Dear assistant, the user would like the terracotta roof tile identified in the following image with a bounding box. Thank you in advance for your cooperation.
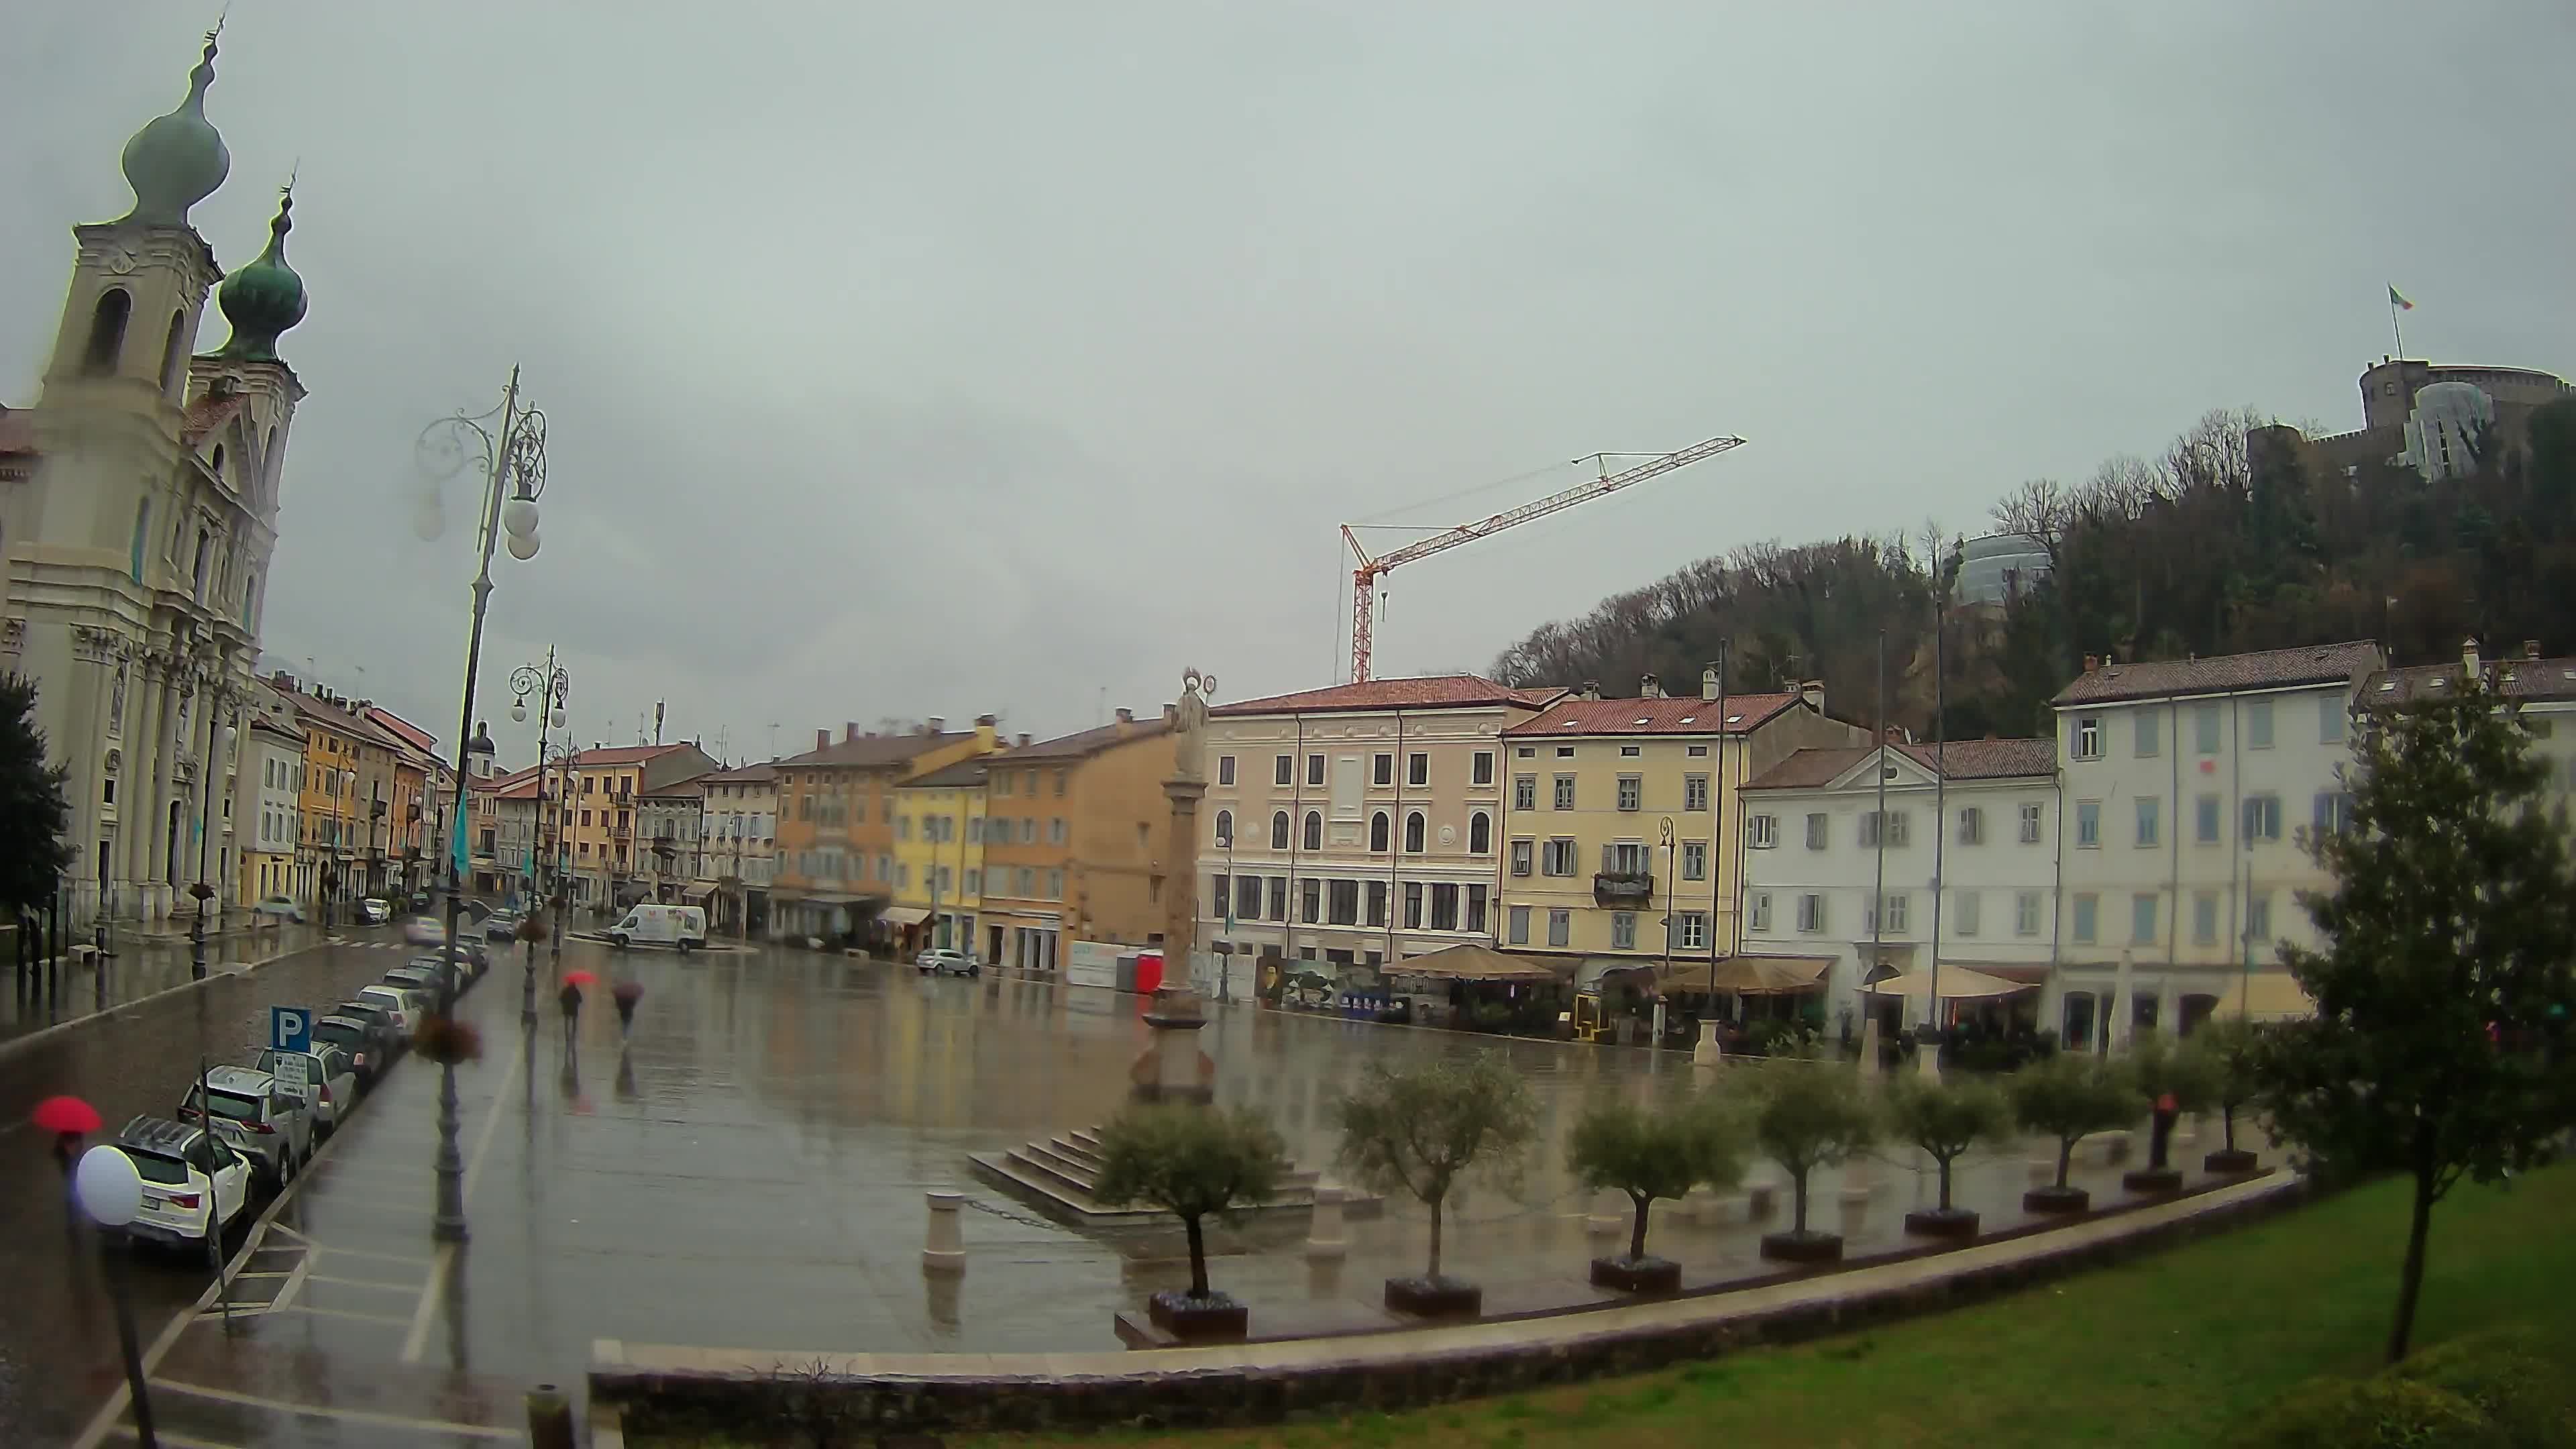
[1503,693,1800,738]
[699,761,777,784]
[2365,653,2576,706]
[181,394,246,445]
[557,743,697,767]
[901,759,991,789]
[1212,674,1563,717]
[775,731,975,769]
[1743,737,2055,792]
[2053,642,2382,706]
[1004,718,1172,762]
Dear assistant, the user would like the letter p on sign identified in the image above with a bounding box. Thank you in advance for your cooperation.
[271,1006,311,1055]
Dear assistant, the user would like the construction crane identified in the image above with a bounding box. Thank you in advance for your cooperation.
[1340,434,1747,682]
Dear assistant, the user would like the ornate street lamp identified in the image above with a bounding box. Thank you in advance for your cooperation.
[415,368,547,1244]
[510,650,568,1027]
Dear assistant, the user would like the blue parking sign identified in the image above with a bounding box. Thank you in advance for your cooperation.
[270,1006,311,1054]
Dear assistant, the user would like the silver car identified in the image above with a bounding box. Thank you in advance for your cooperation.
[180,1065,314,1186]
[256,1044,357,1136]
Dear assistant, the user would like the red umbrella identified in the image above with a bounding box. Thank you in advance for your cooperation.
[32,1095,101,1136]
[611,980,645,1005]
[563,969,598,987]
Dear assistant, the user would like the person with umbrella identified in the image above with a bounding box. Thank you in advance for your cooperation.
[560,970,595,1049]
[33,1095,102,1248]
[611,979,644,1040]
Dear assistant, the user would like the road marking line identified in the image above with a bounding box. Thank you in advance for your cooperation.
[266,1302,416,1327]
[148,1380,528,1440]
[106,1427,248,1449]
[229,1270,294,1279]
[307,1273,419,1293]
[305,1242,431,1265]
[400,1038,524,1364]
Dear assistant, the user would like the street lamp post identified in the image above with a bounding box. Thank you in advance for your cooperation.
[511,652,568,1028]
[550,744,579,967]
[417,368,548,1244]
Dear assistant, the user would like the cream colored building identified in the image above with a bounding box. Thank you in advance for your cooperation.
[1194,675,1564,978]
[1497,672,1864,979]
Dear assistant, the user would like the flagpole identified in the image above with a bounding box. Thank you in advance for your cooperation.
[2391,295,2404,359]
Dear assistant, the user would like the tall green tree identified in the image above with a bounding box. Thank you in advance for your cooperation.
[2254,674,2576,1362]
[0,675,74,912]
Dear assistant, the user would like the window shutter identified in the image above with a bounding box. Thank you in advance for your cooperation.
[1600,843,1615,874]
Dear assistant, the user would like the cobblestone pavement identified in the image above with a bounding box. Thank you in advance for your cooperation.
[1,922,326,1044]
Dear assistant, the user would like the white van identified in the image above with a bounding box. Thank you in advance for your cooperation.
[608,904,708,952]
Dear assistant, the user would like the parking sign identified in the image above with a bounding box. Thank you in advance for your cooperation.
[270,1006,311,1055]
[272,1052,310,1093]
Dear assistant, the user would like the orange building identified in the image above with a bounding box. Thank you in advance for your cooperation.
[977,707,1175,973]
[769,716,998,946]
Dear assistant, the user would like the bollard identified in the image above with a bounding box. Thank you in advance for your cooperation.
[1692,1019,1724,1068]
[1857,1016,1882,1081]
[922,1190,967,1273]
[1303,1183,1348,1261]
[526,1383,576,1449]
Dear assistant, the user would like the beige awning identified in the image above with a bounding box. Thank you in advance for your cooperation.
[1389,945,1574,984]
[1866,965,2035,1000]
[1705,955,1833,995]
[877,906,931,926]
[2218,971,2316,1020]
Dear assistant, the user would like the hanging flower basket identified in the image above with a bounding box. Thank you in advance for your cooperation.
[414,1016,484,1065]
[516,914,549,944]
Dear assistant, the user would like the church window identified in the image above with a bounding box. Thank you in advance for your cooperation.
[159,311,188,394]
[83,289,131,376]
[129,500,151,582]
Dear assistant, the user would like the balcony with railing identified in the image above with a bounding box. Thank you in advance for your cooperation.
[1593,871,1654,907]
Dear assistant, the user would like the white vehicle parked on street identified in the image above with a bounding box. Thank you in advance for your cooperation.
[608,904,706,953]
[256,1044,357,1134]
[254,894,305,923]
[112,1116,252,1248]
[179,1066,313,1187]
[916,948,979,977]
[354,983,424,1038]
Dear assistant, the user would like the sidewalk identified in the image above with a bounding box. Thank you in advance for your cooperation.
[1,924,327,1046]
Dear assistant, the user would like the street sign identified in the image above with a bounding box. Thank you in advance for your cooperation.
[272,1052,310,1093]
[270,1006,311,1055]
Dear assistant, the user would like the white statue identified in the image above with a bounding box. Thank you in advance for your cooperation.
[1174,667,1216,782]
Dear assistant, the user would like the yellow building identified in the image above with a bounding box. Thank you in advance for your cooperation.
[274,682,370,910]
[891,757,992,953]
[1495,673,1862,975]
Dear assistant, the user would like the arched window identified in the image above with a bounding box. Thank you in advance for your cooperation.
[1301,810,1322,851]
[209,444,225,483]
[1469,811,1492,855]
[159,310,189,395]
[1369,811,1389,853]
[1270,810,1289,850]
[129,498,151,582]
[83,289,131,376]
[1404,811,1426,853]
[1213,810,1232,847]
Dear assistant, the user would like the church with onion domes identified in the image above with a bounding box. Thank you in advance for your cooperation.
[0,25,316,924]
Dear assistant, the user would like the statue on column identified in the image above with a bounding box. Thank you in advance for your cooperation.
[1173,667,1216,782]
[109,663,127,735]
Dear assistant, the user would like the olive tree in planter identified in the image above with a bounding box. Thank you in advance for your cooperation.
[2010,1052,2135,1214]
[2121,1029,2221,1193]
[1567,1090,1748,1292]
[1331,1052,1538,1317]
[2190,1016,2267,1175]
[1884,1072,2012,1239]
[1752,1053,1878,1264]
[1090,1104,1284,1342]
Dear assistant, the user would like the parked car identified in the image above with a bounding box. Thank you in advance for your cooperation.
[111,1116,252,1249]
[916,948,979,977]
[179,1065,313,1187]
[354,983,425,1036]
[608,904,707,952]
[310,1014,386,1088]
[484,910,522,942]
[407,949,481,987]
[331,999,407,1063]
[255,1044,357,1136]
[383,965,444,1001]
[358,897,393,925]
[253,894,306,924]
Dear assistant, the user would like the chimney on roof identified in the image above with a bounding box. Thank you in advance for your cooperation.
[2083,653,2101,674]
[1701,667,1720,702]
[1580,680,1601,701]
[271,669,294,690]
[975,712,998,726]
[2526,639,2544,661]
[845,721,859,743]
[1640,673,1662,698]
[1799,680,1826,714]
[1115,707,1134,727]
[2463,637,2481,677]
[1014,731,1032,748]
[926,716,945,735]
[816,728,830,751]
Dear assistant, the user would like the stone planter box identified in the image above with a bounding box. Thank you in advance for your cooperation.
[1588,1255,1682,1294]
[2204,1148,2259,1175]
[1384,1275,1483,1318]
[1758,1230,1843,1264]
[1146,1291,1248,1342]
[2023,1185,2090,1215]
[2121,1167,2184,1194]
[1902,1207,1980,1240]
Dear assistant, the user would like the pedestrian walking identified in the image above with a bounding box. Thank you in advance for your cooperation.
[558,979,583,1048]
[611,979,643,1040]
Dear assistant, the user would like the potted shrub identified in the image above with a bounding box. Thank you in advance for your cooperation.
[1089,1104,1284,1341]
[2191,1016,2267,1174]
[2121,1029,2220,1193]
[2010,1052,2135,1214]
[1567,1090,1748,1293]
[1752,1050,1878,1263]
[1884,1071,2012,1238]
[1331,1052,1538,1316]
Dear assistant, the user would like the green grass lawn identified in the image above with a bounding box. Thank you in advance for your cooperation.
[941,1162,2576,1449]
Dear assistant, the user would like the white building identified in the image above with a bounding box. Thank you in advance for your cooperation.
[2049,641,2383,1048]
[2365,639,2576,798]
[1739,738,2060,1036]
[1196,676,1564,981]
[237,712,302,903]
[0,34,311,923]
[694,761,777,934]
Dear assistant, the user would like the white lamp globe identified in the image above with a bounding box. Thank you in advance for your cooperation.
[74,1145,144,1227]
[550,707,566,729]
[511,702,527,723]
[506,531,540,561]
[500,497,540,539]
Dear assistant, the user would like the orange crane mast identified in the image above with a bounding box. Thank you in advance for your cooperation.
[1340,435,1746,682]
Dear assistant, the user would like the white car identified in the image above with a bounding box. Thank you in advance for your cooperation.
[180,1066,314,1187]
[916,948,979,977]
[254,894,306,924]
[256,1044,358,1135]
[354,983,424,1039]
[113,1116,252,1248]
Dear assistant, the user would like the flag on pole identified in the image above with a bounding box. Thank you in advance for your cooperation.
[2389,286,2414,311]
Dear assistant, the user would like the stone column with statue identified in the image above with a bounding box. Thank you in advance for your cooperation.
[1130,668,1218,1105]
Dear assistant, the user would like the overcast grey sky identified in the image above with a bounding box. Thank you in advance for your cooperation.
[6,2,2569,766]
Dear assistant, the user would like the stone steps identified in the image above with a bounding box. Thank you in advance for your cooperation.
[971,1126,1373,1227]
